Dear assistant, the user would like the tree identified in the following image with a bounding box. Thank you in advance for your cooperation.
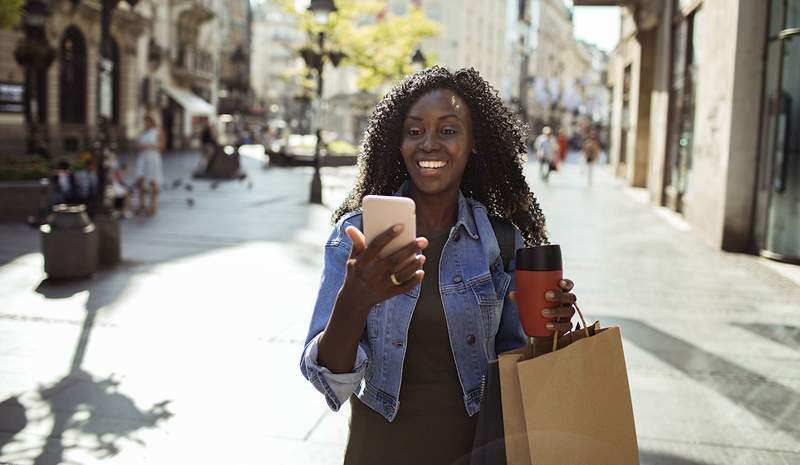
[0,0,24,29]
[279,0,439,92]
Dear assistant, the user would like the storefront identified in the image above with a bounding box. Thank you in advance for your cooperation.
[755,0,800,264]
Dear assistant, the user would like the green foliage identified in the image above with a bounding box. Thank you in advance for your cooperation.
[327,139,358,156]
[0,0,24,29]
[0,155,50,182]
[279,0,439,92]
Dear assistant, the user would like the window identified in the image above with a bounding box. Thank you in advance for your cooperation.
[59,27,87,124]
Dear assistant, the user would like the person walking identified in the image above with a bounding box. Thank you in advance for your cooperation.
[300,67,579,465]
[534,126,557,183]
[199,121,217,173]
[556,129,569,170]
[583,130,601,187]
[135,113,165,216]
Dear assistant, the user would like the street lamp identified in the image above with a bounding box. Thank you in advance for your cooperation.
[306,0,337,205]
[13,0,55,155]
[71,0,139,266]
[411,48,426,67]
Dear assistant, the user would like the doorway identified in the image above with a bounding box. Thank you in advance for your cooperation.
[756,0,800,264]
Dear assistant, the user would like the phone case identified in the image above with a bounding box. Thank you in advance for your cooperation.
[363,195,416,258]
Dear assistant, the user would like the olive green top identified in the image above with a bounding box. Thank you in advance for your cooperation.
[344,231,477,465]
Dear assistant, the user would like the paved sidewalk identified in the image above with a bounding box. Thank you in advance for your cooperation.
[0,150,798,465]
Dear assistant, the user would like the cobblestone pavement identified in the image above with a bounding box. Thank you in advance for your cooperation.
[0,149,798,465]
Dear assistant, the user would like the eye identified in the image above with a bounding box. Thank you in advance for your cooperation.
[407,128,423,136]
[441,128,457,135]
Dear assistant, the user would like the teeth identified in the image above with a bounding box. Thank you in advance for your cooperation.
[418,160,447,169]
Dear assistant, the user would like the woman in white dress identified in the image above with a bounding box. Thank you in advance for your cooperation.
[135,113,165,216]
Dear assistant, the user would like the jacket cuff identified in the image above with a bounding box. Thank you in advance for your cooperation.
[302,332,368,411]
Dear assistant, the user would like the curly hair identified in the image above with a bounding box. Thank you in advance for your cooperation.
[333,66,548,246]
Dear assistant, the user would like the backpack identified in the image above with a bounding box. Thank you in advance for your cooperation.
[489,216,515,272]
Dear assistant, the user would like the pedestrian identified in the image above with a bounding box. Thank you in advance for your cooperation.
[583,130,601,187]
[533,126,557,183]
[111,161,132,218]
[199,121,217,173]
[557,128,569,169]
[135,113,165,216]
[300,67,578,465]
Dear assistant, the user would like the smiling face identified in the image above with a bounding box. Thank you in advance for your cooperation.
[401,88,474,197]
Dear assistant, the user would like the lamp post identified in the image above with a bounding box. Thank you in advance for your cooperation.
[411,48,426,68]
[306,0,337,205]
[72,0,139,266]
[14,0,55,155]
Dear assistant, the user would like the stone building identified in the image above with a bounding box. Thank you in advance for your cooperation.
[0,0,230,158]
[592,0,799,263]
[250,1,307,133]
[134,0,221,151]
[218,0,253,117]
[0,0,147,157]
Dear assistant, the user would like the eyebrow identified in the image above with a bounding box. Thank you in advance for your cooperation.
[406,114,461,121]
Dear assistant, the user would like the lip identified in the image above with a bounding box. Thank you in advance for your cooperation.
[415,158,449,176]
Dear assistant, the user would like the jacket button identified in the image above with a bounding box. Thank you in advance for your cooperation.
[453,275,463,284]
[466,334,476,345]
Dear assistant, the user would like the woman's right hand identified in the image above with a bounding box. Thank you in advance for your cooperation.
[339,224,428,313]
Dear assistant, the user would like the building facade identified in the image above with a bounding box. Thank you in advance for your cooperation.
[0,0,232,158]
[596,0,799,263]
[250,1,307,134]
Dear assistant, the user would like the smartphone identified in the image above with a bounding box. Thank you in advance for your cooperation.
[362,195,416,258]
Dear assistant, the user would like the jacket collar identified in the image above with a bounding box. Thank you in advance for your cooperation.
[393,181,480,240]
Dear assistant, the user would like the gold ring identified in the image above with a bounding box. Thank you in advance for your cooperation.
[390,273,401,286]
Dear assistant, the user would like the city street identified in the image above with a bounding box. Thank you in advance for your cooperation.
[1,150,799,465]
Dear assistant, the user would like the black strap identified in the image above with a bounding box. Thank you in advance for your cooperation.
[489,216,515,271]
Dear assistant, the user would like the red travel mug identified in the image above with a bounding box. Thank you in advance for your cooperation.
[515,245,563,337]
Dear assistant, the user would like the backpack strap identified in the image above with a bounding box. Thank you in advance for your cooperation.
[489,216,515,271]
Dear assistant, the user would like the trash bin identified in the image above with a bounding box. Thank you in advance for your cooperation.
[40,204,98,279]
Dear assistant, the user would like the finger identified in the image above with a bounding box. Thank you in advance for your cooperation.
[508,291,517,304]
[361,224,404,262]
[382,237,428,271]
[544,289,562,302]
[544,289,576,305]
[542,305,575,319]
[392,256,425,283]
[345,226,367,258]
[396,270,424,294]
[559,279,574,292]
[546,321,574,333]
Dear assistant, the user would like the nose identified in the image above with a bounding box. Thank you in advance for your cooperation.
[420,132,439,152]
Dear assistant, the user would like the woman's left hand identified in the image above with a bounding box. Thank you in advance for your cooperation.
[543,279,576,335]
[509,278,577,336]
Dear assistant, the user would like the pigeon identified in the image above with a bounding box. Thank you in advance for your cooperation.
[185,183,193,192]
[211,181,220,190]
[172,178,183,189]
[186,197,195,207]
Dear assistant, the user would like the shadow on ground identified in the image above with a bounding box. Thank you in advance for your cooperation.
[0,275,172,464]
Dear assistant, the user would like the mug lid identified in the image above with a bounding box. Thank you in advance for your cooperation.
[516,245,562,271]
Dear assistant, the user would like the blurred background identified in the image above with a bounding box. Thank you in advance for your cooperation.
[0,1,798,464]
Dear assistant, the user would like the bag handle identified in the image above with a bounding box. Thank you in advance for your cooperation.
[552,303,589,353]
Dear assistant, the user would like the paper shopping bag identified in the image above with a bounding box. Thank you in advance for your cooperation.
[499,320,639,465]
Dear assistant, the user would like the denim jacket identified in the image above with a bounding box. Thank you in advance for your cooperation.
[300,188,527,422]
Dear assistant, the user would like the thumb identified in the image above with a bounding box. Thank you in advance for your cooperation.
[345,226,367,258]
[508,290,517,305]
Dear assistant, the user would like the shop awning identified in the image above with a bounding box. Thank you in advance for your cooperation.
[163,84,215,117]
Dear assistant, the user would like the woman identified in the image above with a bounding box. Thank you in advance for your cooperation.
[300,67,577,465]
[135,113,165,216]
[583,130,601,187]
